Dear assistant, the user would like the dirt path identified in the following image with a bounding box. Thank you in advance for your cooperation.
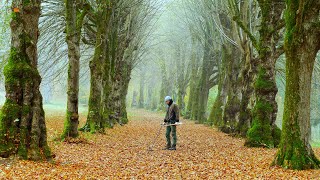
[1,109,320,179]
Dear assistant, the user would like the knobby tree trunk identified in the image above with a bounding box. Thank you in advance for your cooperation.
[0,0,52,160]
[245,0,284,148]
[208,13,241,132]
[236,45,254,137]
[62,0,89,139]
[80,3,110,133]
[273,0,320,170]
[220,45,241,133]
[234,0,255,137]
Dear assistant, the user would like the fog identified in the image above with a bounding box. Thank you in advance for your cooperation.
[1,0,320,144]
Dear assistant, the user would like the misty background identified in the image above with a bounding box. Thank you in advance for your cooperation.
[1,0,320,142]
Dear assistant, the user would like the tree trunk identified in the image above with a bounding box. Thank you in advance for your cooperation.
[195,27,216,123]
[273,0,320,170]
[119,66,131,124]
[80,5,110,133]
[62,0,89,139]
[138,70,145,108]
[185,41,198,119]
[220,45,241,133]
[208,45,229,127]
[131,91,138,107]
[245,0,284,148]
[236,50,255,137]
[158,61,168,111]
[0,0,52,160]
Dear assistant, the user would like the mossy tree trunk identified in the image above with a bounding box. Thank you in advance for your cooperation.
[175,45,190,115]
[195,24,218,123]
[220,0,255,137]
[236,49,254,137]
[0,0,52,160]
[244,0,284,148]
[208,13,241,132]
[80,1,111,133]
[62,0,89,139]
[185,37,199,119]
[208,45,228,127]
[117,62,132,125]
[273,0,320,170]
[235,1,255,137]
[220,45,241,133]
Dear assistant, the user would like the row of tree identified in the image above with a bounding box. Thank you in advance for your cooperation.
[0,0,156,160]
[132,0,320,170]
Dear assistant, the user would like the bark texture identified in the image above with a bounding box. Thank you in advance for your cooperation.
[273,0,320,170]
[0,0,52,160]
[62,0,89,138]
[80,2,110,133]
[245,0,284,148]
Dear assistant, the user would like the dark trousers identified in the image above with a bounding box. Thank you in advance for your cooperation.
[166,125,177,147]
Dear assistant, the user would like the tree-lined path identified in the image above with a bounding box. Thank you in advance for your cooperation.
[0,109,319,179]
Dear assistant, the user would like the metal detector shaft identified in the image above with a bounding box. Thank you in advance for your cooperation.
[161,122,183,127]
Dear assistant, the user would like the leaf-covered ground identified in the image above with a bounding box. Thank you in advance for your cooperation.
[1,109,320,179]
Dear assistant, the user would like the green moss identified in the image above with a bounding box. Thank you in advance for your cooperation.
[245,99,274,148]
[23,0,31,6]
[272,126,281,147]
[89,120,96,134]
[11,12,18,21]
[22,105,31,116]
[61,111,72,139]
[17,133,28,159]
[274,133,320,169]
[2,99,20,120]
[42,144,52,160]
[208,96,223,127]
[0,142,15,158]
[254,67,275,91]
[284,0,298,46]
[221,95,240,133]
[120,117,128,124]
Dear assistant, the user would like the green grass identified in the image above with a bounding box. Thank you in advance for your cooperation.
[311,141,320,148]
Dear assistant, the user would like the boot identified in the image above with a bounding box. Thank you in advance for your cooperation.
[169,145,176,150]
[163,145,171,150]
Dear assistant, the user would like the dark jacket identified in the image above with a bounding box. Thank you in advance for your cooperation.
[165,101,180,124]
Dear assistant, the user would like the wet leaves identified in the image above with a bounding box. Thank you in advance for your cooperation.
[0,109,320,179]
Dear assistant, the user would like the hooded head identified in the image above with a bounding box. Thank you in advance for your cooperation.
[165,96,173,105]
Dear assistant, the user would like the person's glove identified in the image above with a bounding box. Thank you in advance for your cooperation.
[176,119,179,122]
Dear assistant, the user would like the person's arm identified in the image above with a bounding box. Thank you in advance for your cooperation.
[164,108,169,122]
[174,104,180,122]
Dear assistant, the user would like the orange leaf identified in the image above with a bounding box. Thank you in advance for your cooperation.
[13,7,20,13]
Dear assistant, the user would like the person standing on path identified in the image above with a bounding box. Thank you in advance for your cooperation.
[163,96,180,150]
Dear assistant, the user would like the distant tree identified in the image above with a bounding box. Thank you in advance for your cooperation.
[138,70,146,108]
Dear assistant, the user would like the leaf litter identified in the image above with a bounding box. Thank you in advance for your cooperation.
[0,109,319,179]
